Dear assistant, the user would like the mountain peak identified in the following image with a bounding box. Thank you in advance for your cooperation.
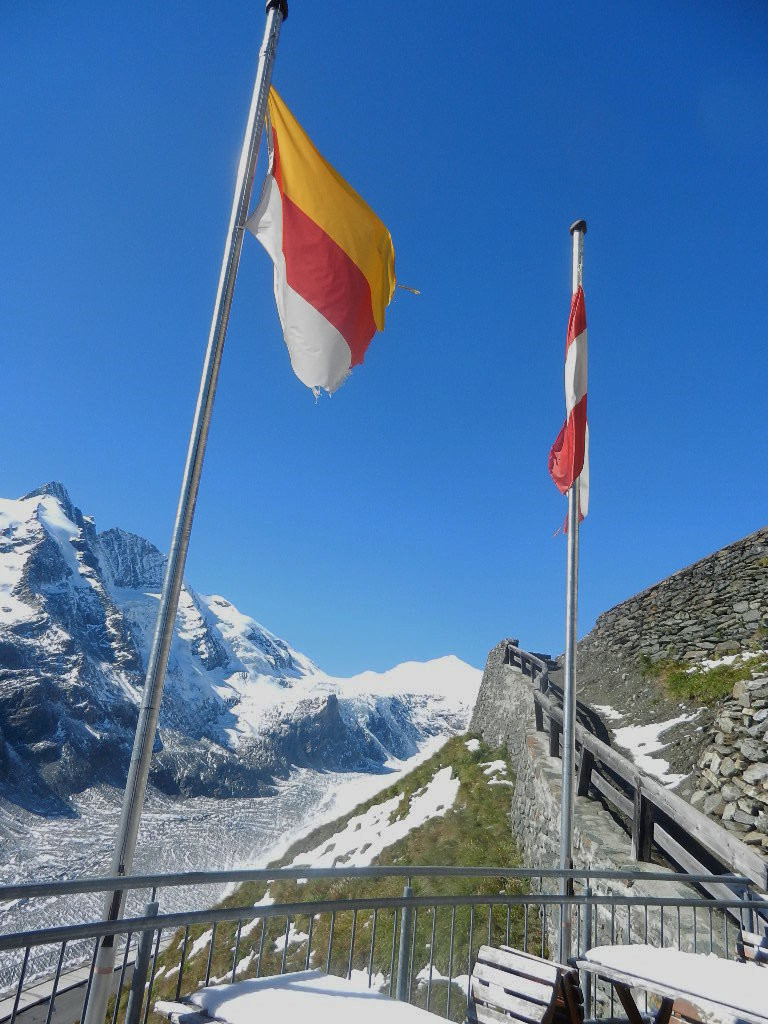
[22,481,79,524]
[23,480,72,507]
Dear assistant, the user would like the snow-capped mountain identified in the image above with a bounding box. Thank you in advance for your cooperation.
[0,483,480,814]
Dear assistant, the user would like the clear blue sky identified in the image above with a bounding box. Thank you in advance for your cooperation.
[2,3,766,675]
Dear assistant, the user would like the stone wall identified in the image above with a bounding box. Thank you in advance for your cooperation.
[471,642,729,968]
[689,672,768,851]
[577,526,768,666]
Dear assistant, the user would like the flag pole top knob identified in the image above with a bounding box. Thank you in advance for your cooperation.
[570,219,587,236]
[266,0,288,18]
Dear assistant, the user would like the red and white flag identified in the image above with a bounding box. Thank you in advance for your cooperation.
[548,285,589,522]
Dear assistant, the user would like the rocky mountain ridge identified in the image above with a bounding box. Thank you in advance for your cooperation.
[0,483,479,814]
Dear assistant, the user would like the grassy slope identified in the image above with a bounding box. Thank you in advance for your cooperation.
[124,734,539,1023]
[640,652,768,704]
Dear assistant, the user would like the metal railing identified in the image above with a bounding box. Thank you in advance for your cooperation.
[504,642,768,899]
[1,866,766,1024]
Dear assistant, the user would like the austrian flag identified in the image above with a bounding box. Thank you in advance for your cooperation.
[247,88,396,394]
[548,285,589,520]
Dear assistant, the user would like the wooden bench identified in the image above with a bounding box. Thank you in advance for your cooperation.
[737,928,768,966]
[467,945,584,1024]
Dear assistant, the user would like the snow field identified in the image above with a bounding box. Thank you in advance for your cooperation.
[273,922,309,954]
[288,766,460,869]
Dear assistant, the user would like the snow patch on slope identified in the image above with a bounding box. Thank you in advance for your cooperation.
[289,765,460,869]
[613,714,697,787]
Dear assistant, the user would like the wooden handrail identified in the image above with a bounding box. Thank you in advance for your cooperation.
[505,639,768,892]
[532,687,768,890]
[504,642,550,692]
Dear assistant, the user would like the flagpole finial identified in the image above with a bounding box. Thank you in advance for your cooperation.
[266,0,288,18]
[569,219,587,236]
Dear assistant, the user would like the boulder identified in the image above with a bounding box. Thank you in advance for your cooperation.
[720,782,741,802]
[743,762,768,785]
[739,739,766,762]
[744,832,765,845]
[703,793,726,817]
[719,757,737,778]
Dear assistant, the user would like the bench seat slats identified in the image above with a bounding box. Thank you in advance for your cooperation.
[670,997,703,1023]
[473,961,554,1004]
[470,1001,544,1024]
[499,945,576,975]
[469,945,584,1024]
[478,945,562,985]
[738,929,768,967]
[471,978,549,1022]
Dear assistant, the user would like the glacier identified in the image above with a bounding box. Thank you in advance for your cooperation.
[0,482,480,814]
[0,481,480,990]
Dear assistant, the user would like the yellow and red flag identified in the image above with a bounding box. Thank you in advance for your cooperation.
[247,88,396,394]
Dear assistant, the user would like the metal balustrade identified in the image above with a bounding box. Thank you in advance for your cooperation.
[2,644,766,1021]
[1,866,766,1024]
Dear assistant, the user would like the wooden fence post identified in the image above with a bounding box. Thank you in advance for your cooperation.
[534,697,544,732]
[549,717,561,758]
[576,748,594,797]
[632,787,654,861]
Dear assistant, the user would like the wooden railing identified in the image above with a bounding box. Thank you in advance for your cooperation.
[504,643,768,900]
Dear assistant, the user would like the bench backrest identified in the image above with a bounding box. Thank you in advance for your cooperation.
[738,929,768,967]
[467,945,584,1024]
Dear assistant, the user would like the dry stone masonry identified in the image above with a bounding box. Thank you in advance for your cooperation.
[577,526,768,665]
[691,672,768,851]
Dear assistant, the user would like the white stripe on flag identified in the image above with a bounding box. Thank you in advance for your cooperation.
[564,327,587,414]
[247,174,352,394]
[580,423,589,517]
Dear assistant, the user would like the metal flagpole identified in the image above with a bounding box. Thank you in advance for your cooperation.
[558,218,586,964]
[83,5,287,1022]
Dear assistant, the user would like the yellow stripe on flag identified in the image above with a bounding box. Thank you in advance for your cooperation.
[267,88,396,331]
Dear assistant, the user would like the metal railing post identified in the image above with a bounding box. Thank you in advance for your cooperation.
[580,887,592,1019]
[395,885,413,1001]
[124,902,158,1024]
[741,885,756,934]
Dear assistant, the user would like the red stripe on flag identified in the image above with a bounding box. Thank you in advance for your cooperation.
[548,393,587,495]
[280,195,377,365]
[271,128,377,366]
